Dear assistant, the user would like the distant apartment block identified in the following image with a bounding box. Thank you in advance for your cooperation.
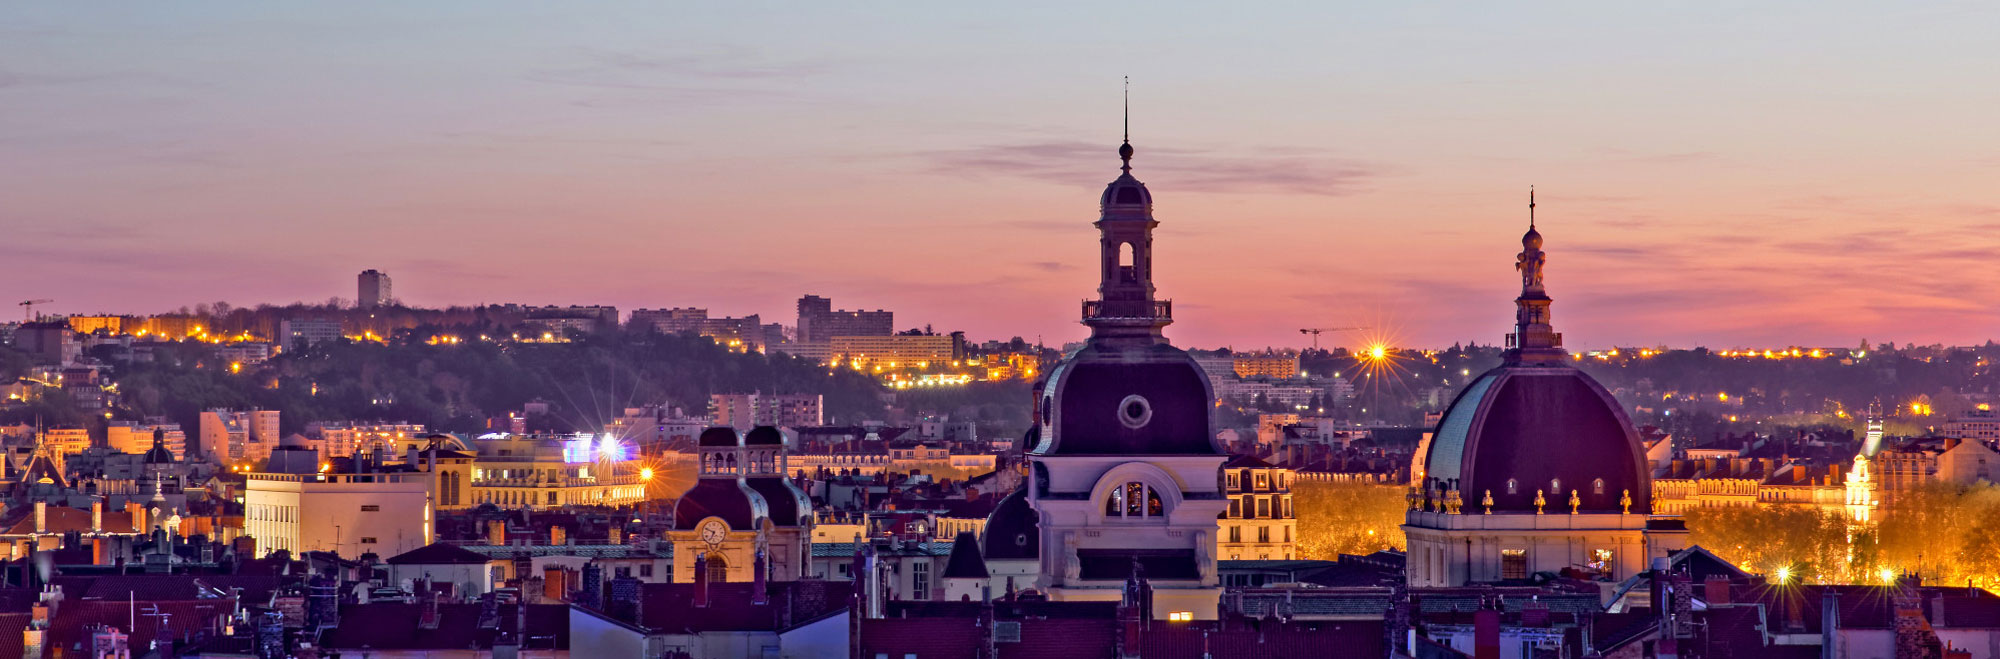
[1945,410,2000,441]
[310,422,428,458]
[519,305,620,335]
[1233,351,1301,379]
[711,393,823,430]
[830,335,958,368]
[106,422,188,460]
[278,318,344,350]
[630,308,769,351]
[201,408,281,464]
[357,269,393,309]
[796,295,893,344]
[40,427,92,457]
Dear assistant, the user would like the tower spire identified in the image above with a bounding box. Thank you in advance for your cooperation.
[1119,77,1133,172]
[1509,191,1562,363]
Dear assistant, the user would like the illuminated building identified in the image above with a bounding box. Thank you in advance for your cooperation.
[1406,198,1684,588]
[461,433,646,509]
[629,308,770,351]
[277,318,342,350]
[356,269,392,309]
[668,427,812,583]
[1217,455,1297,560]
[829,334,957,369]
[1944,409,2000,441]
[105,422,187,461]
[245,469,432,558]
[64,315,125,335]
[996,132,1229,620]
[309,422,428,459]
[1233,350,1300,379]
[710,393,822,431]
[795,295,893,345]
[200,408,280,464]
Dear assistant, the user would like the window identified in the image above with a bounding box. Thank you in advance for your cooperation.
[707,554,729,583]
[1501,549,1528,580]
[547,492,558,505]
[360,537,379,544]
[1104,481,1165,519]
[639,564,653,578]
[1550,479,1562,495]
[360,505,380,512]
[1506,479,1518,495]
[1594,478,1605,495]
[1257,526,1270,543]
[615,567,632,579]
[1588,549,1614,576]
[1228,498,1242,518]
[1254,473,1269,490]
[1167,611,1194,623]
[1226,473,1239,490]
[838,562,851,576]
[1229,526,1241,543]
[913,562,931,600]
[1256,497,1270,518]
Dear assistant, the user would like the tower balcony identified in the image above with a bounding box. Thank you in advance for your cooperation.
[1082,299,1172,321]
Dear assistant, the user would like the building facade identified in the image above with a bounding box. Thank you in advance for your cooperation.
[1218,455,1297,560]
[710,393,823,430]
[356,269,392,309]
[244,470,432,557]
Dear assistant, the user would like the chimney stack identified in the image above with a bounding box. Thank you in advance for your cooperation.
[693,553,710,608]
[90,500,101,535]
[33,502,46,535]
[752,548,769,605]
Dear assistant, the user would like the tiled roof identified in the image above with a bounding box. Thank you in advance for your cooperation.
[1235,592,1392,618]
[456,543,671,559]
[320,603,568,651]
[810,541,953,557]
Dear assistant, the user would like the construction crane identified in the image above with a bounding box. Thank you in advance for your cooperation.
[18,299,52,321]
[1298,327,1363,351]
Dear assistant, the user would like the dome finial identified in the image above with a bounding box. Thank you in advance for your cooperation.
[1528,186,1536,230]
[1118,76,1133,173]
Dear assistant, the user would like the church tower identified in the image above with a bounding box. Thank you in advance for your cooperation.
[668,427,771,583]
[1022,107,1228,620]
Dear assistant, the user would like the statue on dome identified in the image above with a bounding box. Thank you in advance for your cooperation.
[1517,243,1545,292]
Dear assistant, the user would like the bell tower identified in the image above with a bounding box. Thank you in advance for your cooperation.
[1085,85,1172,347]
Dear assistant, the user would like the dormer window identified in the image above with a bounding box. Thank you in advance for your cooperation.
[1103,481,1164,519]
[1593,478,1605,495]
[1506,478,1518,495]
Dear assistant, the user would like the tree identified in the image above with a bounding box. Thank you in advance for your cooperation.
[1292,480,1407,558]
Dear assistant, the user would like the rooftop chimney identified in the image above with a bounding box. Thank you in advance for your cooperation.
[752,548,769,606]
[90,500,101,535]
[1705,576,1731,606]
[693,553,710,608]
[33,502,45,535]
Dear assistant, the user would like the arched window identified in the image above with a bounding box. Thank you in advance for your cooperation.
[1550,478,1562,495]
[707,553,729,583]
[1103,481,1165,519]
[1506,478,1518,495]
[1593,478,1605,495]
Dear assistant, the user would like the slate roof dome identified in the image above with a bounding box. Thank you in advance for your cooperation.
[981,487,1040,561]
[1100,172,1152,210]
[1030,342,1222,456]
[1423,363,1650,514]
[672,479,768,531]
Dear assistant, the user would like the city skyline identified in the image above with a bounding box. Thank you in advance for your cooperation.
[7,3,2000,350]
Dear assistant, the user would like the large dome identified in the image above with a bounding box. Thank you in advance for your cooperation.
[1030,343,1221,456]
[1422,364,1650,514]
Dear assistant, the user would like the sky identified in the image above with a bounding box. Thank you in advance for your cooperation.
[5,2,2000,351]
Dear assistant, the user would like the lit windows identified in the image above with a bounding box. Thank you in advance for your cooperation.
[1501,549,1528,580]
[1103,481,1165,519]
[1167,611,1194,623]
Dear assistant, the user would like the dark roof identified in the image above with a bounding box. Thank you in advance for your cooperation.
[981,486,1040,561]
[1035,345,1222,456]
[635,580,853,633]
[1223,454,1275,469]
[320,603,568,650]
[386,542,492,565]
[941,531,989,579]
[672,478,768,531]
[745,477,810,527]
[1423,365,1650,514]
[745,426,784,445]
[699,427,740,447]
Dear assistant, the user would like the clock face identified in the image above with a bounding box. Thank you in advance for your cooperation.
[700,520,726,544]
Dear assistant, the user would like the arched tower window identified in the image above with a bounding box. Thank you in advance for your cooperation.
[707,553,729,583]
[1103,481,1166,519]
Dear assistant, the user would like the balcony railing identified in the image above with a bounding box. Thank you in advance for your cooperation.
[1082,299,1172,321]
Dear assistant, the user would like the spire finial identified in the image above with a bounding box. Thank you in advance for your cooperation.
[1118,76,1133,172]
[1529,185,1536,229]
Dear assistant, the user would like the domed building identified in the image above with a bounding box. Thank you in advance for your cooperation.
[997,127,1229,620]
[668,426,810,583]
[1404,195,1686,588]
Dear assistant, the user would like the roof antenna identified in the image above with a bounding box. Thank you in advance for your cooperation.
[1119,76,1133,173]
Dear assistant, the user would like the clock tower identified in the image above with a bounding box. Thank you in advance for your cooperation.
[669,427,770,583]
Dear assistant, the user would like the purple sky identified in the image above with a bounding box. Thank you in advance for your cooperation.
[5,3,2000,350]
